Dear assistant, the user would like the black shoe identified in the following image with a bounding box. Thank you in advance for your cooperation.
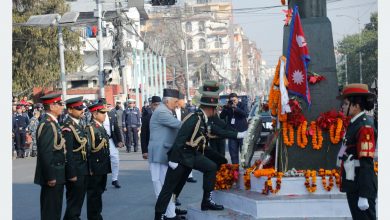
[186,177,197,183]
[201,191,224,211]
[126,149,130,153]
[31,150,37,157]
[112,180,121,188]
[175,208,187,215]
[175,198,181,206]
[164,216,185,220]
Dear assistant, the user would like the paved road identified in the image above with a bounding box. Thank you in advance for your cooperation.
[12,149,205,220]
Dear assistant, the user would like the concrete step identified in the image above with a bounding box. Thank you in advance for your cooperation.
[210,189,352,219]
[186,201,352,220]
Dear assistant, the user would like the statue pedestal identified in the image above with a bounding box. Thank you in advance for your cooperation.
[187,171,352,219]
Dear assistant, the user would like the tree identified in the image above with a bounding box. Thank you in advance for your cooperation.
[336,12,377,86]
[12,0,82,97]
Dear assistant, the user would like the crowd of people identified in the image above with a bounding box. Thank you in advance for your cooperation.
[19,80,252,220]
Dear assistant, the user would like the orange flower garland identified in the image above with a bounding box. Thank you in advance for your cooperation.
[297,120,308,148]
[253,168,276,178]
[374,161,378,175]
[304,170,317,193]
[318,169,334,191]
[310,121,323,150]
[282,122,294,147]
[244,163,258,190]
[268,57,288,127]
[262,172,283,195]
[333,169,341,189]
[214,164,240,190]
[329,118,343,144]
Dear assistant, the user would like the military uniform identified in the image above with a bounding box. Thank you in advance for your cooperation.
[155,90,226,220]
[34,94,66,220]
[86,102,111,220]
[208,115,238,157]
[337,84,377,220]
[28,114,40,157]
[62,97,89,220]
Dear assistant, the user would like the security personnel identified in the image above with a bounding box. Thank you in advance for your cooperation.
[62,97,89,220]
[34,93,66,220]
[337,83,377,220]
[123,99,141,152]
[86,101,111,220]
[13,105,30,158]
[155,91,226,220]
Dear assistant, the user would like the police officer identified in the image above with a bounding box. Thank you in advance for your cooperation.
[34,93,66,220]
[123,99,141,152]
[13,105,30,158]
[155,91,226,220]
[86,101,111,220]
[337,83,377,220]
[62,97,89,220]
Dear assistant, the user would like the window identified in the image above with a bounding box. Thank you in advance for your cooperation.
[187,39,193,50]
[214,37,222,48]
[199,38,206,49]
[198,21,205,32]
[197,0,209,3]
[185,22,192,32]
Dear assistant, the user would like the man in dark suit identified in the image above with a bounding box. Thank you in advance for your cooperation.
[102,101,124,188]
[62,96,89,220]
[34,93,66,220]
[86,101,111,220]
[140,96,161,160]
[13,104,30,158]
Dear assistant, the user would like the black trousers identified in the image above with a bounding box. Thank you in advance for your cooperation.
[346,191,376,220]
[15,131,26,155]
[87,174,107,220]
[63,175,87,220]
[155,155,217,214]
[40,184,64,220]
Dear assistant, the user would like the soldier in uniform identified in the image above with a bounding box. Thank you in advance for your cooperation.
[33,93,66,220]
[337,83,377,220]
[155,90,226,220]
[86,101,111,220]
[140,96,161,160]
[13,104,30,158]
[28,109,41,157]
[62,97,89,220]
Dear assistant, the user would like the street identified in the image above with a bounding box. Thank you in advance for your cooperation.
[12,149,204,220]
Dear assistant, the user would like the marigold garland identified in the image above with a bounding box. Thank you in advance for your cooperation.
[333,169,341,189]
[310,121,323,150]
[214,164,240,190]
[282,122,294,147]
[268,57,288,127]
[253,168,276,178]
[329,118,343,144]
[304,170,317,193]
[244,163,259,190]
[318,169,334,191]
[262,172,283,195]
[374,161,378,175]
[297,120,308,148]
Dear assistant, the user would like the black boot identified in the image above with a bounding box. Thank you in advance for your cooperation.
[31,150,37,157]
[112,180,121,188]
[201,191,224,211]
[155,212,164,220]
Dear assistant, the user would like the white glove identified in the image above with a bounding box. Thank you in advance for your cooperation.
[237,131,248,139]
[343,154,355,181]
[358,197,369,211]
[168,161,178,170]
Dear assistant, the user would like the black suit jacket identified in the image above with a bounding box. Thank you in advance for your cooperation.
[108,110,123,147]
[140,113,152,154]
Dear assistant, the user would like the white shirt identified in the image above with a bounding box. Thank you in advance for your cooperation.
[69,115,80,125]
[175,108,182,121]
[350,111,365,123]
[199,108,208,124]
[46,113,59,124]
[103,113,111,137]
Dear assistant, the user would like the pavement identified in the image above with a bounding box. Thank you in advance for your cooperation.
[12,148,205,220]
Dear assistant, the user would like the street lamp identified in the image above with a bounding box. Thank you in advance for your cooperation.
[18,12,80,101]
[336,14,363,83]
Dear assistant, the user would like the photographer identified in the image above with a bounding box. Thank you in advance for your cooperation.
[220,93,248,164]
